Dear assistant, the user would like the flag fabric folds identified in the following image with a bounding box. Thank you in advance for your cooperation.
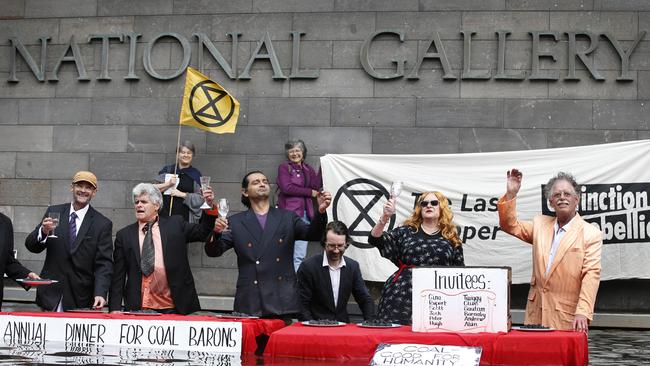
[179,67,240,134]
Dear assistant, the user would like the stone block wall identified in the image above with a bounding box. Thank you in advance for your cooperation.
[1,0,649,310]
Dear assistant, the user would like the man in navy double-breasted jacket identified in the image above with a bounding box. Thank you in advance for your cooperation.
[205,170,331,318]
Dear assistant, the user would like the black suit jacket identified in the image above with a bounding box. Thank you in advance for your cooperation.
[297,253,375,323]
[205,207,326,317]
[0,213,32,309]
[25,204,113,310]
[109,213,215,315]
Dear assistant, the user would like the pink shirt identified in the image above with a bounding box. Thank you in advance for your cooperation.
[138,220,174,310]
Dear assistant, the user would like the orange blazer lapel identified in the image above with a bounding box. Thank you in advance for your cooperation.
[546,215,583,278]
[538,219,555,282]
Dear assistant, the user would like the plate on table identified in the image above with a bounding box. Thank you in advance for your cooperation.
[122,310,162,316]
[301,320,346,327]
[66,308,105,313]
[214,313,259,319]
[357,322,401,328]
[16,278,58,286]
[511,325,554,332]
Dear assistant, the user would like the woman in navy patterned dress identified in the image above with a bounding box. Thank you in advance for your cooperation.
[368,191,464,325]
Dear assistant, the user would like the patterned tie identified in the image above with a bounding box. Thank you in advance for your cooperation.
[140,222,155,276]
[68,212,77,252]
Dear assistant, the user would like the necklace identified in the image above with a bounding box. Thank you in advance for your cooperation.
[421,225,441,235]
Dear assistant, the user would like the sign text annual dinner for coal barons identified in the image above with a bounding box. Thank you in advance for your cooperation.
[6,29,647,82]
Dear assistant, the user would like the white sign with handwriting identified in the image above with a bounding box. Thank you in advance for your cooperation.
[412,267,511,333]
[371,343,481,366]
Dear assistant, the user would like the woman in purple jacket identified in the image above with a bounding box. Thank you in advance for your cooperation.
[277,140,323,272]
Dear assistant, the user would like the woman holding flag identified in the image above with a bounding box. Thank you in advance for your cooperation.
[154,141,206,223]
[154,67,240,221]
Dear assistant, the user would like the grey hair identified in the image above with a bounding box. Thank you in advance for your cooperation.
[544,172,580,200]
[132,183,163,208]
[284,139,307,159]
[178,140,196,155]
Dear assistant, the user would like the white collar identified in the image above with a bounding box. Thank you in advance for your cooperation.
[69,203,90,222]
[554,214,577,233]
[322,251,346,270]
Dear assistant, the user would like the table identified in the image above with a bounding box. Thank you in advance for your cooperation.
[264,323,588,366]
[0,311,285,354]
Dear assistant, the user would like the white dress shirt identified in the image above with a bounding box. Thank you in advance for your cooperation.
[322,252,346,307]
[546,216,576,275]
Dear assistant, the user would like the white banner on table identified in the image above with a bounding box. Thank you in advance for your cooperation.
[412,267,510,333]
[321,139,650,284]
[0,341,241,366]
[371,343,481,366]
[0,315,242,353]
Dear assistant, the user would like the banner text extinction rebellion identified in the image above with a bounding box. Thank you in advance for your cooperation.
[413,183,650,245]
[6,29,647,83]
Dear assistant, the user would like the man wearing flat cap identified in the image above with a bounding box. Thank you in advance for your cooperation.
[26,171,113,311]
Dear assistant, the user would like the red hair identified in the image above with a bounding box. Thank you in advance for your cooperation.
[403,191,462,248]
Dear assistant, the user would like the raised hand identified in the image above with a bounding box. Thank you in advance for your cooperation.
[384,197,396,217]
[214,216,229,234]
[40,217,57,237]
[317,191,332,213]
[505,169,523,200]
[201,186,214,208]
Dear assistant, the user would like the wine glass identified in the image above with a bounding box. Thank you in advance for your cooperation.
[199,176,212,209]
[390,181,403,199]
[47,212,60,238]
[218,198,230,232]
[387,181,403,216]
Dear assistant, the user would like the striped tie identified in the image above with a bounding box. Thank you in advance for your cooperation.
[141,222,155,276]
[68,212,77,252]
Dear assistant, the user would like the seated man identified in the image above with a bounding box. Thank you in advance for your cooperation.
[297,221,375,323]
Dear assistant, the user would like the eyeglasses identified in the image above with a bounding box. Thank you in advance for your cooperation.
[419,200,439,207]
[325,243,346,251]
[551,191,576,200]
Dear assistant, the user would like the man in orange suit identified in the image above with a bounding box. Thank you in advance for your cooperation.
[498,169,602,333]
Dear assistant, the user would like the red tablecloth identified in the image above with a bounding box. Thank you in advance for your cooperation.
[0,311,285,354]
[265,323,588,366]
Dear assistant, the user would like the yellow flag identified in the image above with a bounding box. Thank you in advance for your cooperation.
[179,67,240,134]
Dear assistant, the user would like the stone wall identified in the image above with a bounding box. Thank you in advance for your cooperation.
[1,0,649,309]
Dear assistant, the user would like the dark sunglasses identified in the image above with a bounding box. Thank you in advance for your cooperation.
[419,200,439,207]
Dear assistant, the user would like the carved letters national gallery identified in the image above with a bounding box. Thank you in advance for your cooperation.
[6,29,646,83]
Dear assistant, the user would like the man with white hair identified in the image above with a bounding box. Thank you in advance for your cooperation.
[498,169,602,333]
[109,183,216,314]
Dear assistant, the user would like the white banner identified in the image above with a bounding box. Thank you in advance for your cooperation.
[0,314,242,353]
[321,139,650,284]
[0,341,241,366]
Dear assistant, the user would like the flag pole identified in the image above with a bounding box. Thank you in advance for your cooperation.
[168,123,183,216]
